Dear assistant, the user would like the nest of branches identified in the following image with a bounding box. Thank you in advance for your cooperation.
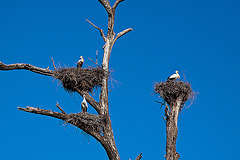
[54,67,106,93]
[66,113,106,134]
[154,80,195,109]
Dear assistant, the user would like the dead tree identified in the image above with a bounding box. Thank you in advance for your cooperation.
[154,80,195,160]
[0,1,141,160]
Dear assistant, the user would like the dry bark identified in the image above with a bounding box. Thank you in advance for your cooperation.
[0,61,54,76]
[164,99,182,160]
[0,1,137,160]
[92,1,132,159]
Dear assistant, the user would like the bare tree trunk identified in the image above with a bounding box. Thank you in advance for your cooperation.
[96,1,132,159]
[101,120,121,160]
[165,98,182,160]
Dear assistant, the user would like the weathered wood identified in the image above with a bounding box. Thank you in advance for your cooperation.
[113,28,133,45]
[18,106,68,120]
[0,61,54,76]
[165,99,182,160]
[99,13,120,160]
[97,0,133,159]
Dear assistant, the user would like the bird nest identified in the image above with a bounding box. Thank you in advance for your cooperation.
[154,80,195,109]
[54,67,106,93]
[65,113,106,134]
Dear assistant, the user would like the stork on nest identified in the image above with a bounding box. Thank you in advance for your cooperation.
[77,56,84,68]
[167,70,180,81]
[154,71,195,109]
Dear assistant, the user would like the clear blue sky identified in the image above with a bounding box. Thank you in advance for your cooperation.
[1,0,240,159]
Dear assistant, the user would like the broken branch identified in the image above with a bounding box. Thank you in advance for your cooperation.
[86,19,106,42]
[56,102,67,115]
[113,28,133,44]
[51,57,57,71]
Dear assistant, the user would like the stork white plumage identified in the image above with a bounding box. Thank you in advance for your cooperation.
[77,56,84,68]
[167,70,180,81]
[81,95,88,113]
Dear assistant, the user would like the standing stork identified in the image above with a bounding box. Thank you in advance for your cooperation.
[167,70,180,81]
[77,56,84,68]
[81,95,88,113]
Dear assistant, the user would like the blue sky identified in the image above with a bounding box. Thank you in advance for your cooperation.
[1,0,240,159]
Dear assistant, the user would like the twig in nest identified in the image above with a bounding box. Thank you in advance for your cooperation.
[51,57,57,71]
[88,58,100,67]
[155,100,166,108]
[96,50,98,65]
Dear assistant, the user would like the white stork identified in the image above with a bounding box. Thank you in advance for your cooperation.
[81,95,88,113]
[77,56,84,68]
[167,70,180,81]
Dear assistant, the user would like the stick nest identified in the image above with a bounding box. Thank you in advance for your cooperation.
[66,113,106,134]
[54,67,106,93]
[154,80,195,108]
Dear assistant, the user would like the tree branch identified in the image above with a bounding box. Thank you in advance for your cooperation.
[56,102,67,115]
[0,61,54,77]
[76,89,101,114]
[135,153,142,160]
[51,57,57,71]
[98,0,112,14]
[113,0,125,9]
[18,106,104,143]
[113,28,133,44]
[86,19,106,42]
[18,106,68,120]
